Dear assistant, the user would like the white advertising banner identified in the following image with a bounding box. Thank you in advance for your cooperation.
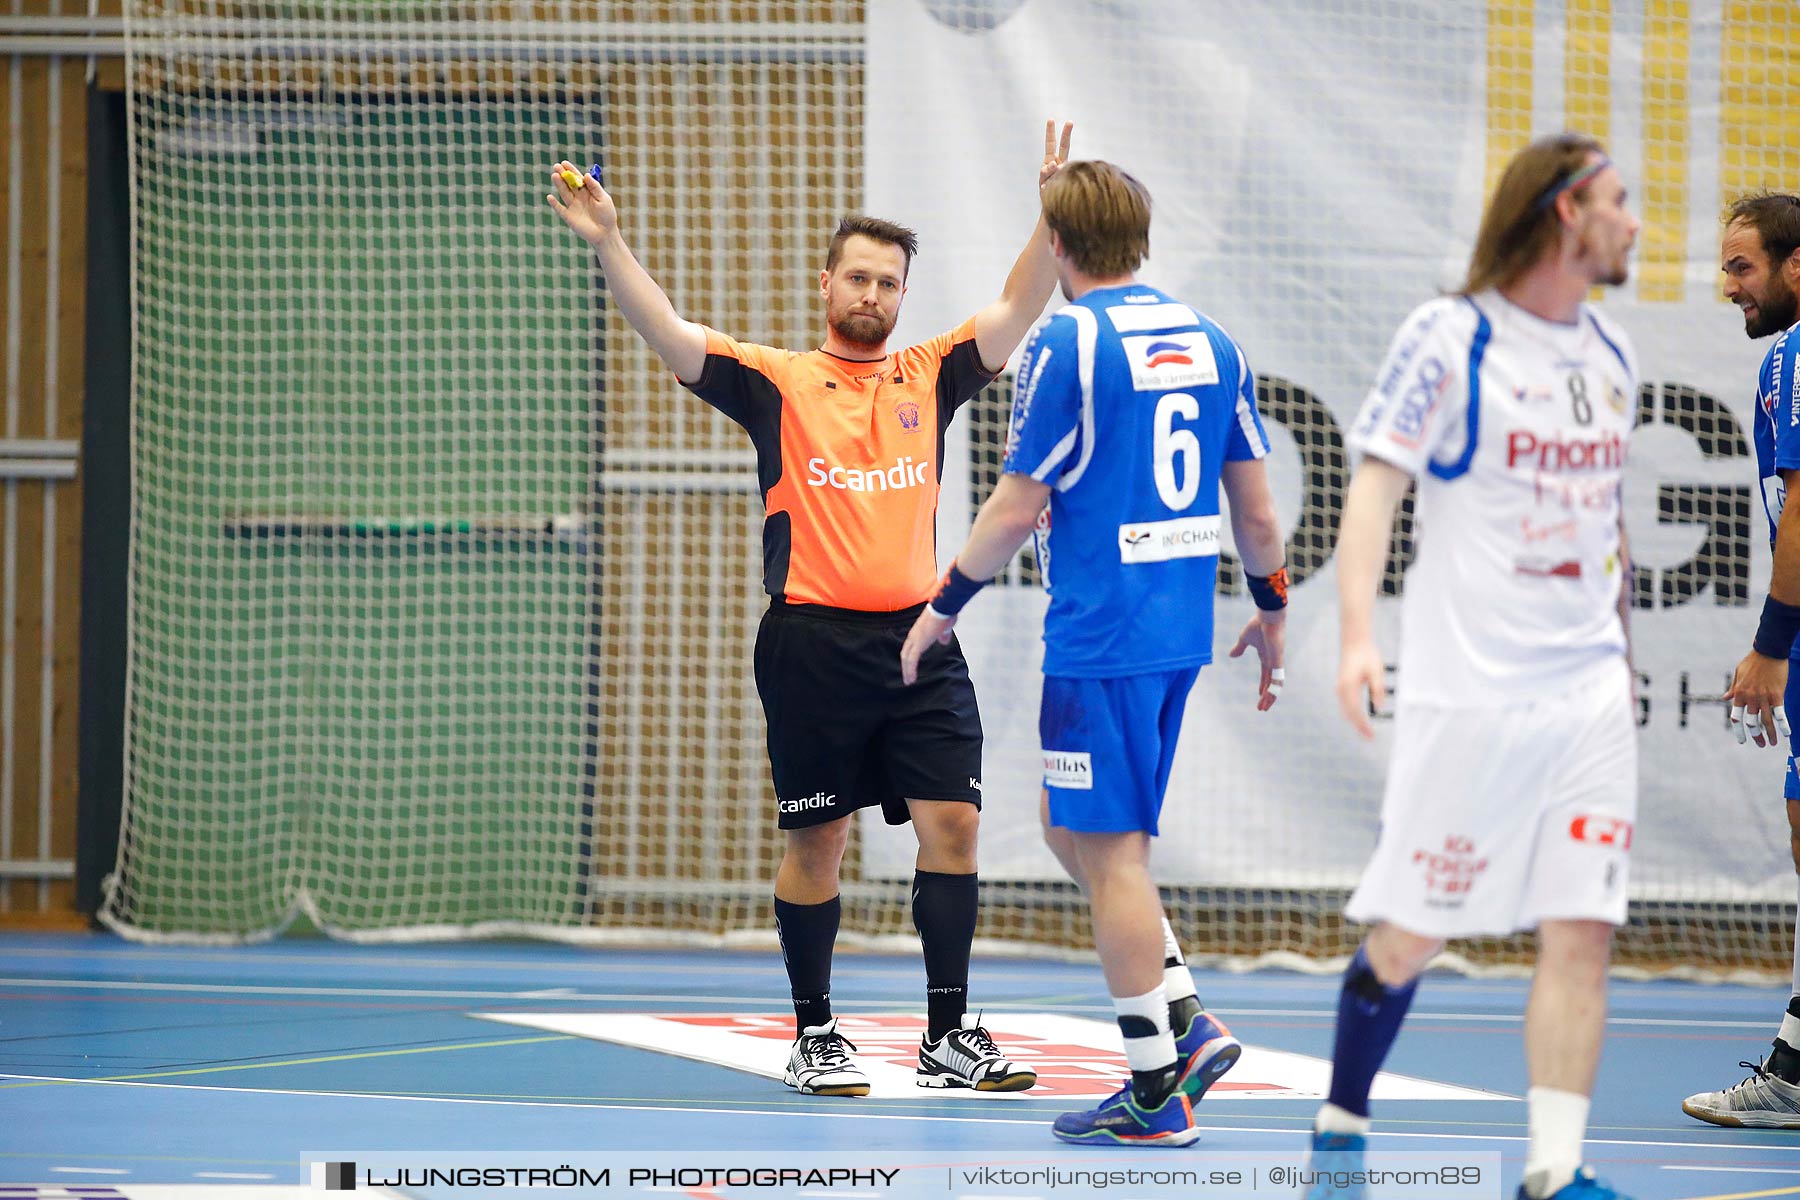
[861,0,1793,900]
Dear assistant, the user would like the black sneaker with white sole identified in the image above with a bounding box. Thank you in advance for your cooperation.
[784,1018,870,1096]
[917,1013,1037,1091]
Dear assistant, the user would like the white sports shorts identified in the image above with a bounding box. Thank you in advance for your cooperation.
[1344,656,1637,938]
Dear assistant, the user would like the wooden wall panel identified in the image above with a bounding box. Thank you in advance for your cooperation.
[50,55,86,916]
[0,52,94,921]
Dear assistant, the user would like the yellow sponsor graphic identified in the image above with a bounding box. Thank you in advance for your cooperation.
[1720,1,1800,296]
[1566,0,1611,300]
[1566,0,1612,145]
[1483,2,1800,305]
[1485,0,1536,203]
[1641,0,1691,303]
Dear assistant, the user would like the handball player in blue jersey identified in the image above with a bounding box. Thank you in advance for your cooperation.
[900,160,1290,1145]
[1684,193,1800,1129]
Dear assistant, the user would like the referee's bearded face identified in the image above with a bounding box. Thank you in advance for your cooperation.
[1573,165,1638,288]
[821,235,907,349]
[1721,219,1799,340]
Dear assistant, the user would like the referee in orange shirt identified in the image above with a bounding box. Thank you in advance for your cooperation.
[547,122,1072,1097]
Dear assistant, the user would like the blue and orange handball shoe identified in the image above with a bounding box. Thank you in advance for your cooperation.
[1050,1082,1200,1146]
[1303,1130,1368,1200]
[1172,1009,1241,1102]
[1516,1166,1636,1200]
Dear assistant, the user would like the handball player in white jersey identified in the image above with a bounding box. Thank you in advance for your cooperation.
[1304,132,1641,1200]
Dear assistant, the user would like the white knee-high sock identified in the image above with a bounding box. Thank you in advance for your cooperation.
[1522,1087,1588,1198]
[1161,917,1199,1005]
[1114,985,1176,1073]
[1789,875,1800,1001]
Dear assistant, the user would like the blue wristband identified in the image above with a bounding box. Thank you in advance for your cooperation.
[1754,594,1800,659]
[929,563,987,617]
[1246,567,1290,611]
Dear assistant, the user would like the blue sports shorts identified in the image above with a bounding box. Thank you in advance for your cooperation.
[1039,666,1202,835]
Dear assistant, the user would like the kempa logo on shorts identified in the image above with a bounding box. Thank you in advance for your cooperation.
[1043,751,1092,790]
[780,791,837,814]
[1118,515,1221,564]
[806,456,932,492]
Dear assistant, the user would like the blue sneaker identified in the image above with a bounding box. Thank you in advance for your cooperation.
[1516,1166,1635,1200]
[1302,1130,1367,1200]
[1051,1082,1200,1146]
[1173,1009,1241,1101]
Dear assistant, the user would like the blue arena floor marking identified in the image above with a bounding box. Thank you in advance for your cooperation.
[1,932,1797,1198]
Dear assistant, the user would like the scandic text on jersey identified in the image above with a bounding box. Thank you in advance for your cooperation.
[804,455,934,492]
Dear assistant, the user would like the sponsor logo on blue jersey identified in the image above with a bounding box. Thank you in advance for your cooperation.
[1790,343,1800,428]
[1006,334,1055,457]
[1116,514,1222,563]
[1122,333,1218,391]
[1144,340,1194,368]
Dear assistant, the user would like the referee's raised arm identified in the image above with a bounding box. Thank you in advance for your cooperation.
[971,120,1073,373]
[545,159,708,384]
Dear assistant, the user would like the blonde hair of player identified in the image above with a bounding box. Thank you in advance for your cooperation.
[1460,131,1608,295]
[1040,160,1152,278]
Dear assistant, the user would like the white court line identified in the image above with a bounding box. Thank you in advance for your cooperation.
[1220,1009,1774,1029]
[0,944,1783,1006]
[2,1073,1045,1123]
[8,1073,1800,1154]
[0,978,1770,1029]
[1664,1167,1800,1175]
[51,1165,130,1173]
[0,946,868,976]
[0,978,962,1006]
[196,1172,278,1180]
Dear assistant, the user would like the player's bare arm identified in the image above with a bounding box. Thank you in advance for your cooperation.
[971,120,1073,373]
[545,160,707,383]
[1727,465,1800,747]
[1221,459,1289,711]
[899,472,1051,686]
[1335,455,1413,739]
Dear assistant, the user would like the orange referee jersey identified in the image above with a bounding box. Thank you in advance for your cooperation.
[682,317,999,611]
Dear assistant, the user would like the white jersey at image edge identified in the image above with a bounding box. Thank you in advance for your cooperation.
[1347,290,1636,708]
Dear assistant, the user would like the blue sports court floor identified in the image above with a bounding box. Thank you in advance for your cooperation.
[5,932,1800,1198]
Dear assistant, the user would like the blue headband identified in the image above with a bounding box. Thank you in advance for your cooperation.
[1534,156,1612,213]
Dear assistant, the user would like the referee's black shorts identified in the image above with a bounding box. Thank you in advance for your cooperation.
[753,599,983,830]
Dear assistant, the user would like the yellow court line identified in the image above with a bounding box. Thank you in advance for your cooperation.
[0,1033,575,1090]
[1676,1187,1800,1200]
